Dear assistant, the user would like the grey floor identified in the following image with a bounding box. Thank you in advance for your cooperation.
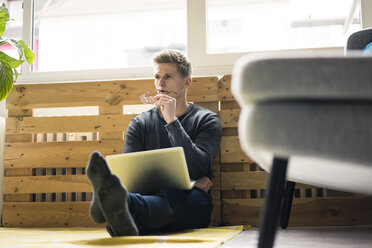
[220,226,372,248]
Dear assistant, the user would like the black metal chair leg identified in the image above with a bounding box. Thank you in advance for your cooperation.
[258,157,288,248]
[280,181,296,229]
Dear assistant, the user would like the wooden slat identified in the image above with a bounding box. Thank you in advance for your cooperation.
[6,114,136,135]
[220,100,239,110]
[193,101,219,113]
[5,140,123,169]
[221,171,324,191]
[220,136,254,163]
[222,190,252,199]
[6,80,153,109]
[220,109,240,128]
[221,163,251,172]
[222,197,372,227]
[221,171,268,190]
[5,109,33,203]
[99,105,124,140]
[4,175,91,194]
[211,188,221,226]
[210,200,221,227]
[189,77,219,103]
[66,169,74,202]
[218,75,233,101]
[2,202,104,227]
[211,170,221,189]
[6,77,218,110]
[222,127,238,136]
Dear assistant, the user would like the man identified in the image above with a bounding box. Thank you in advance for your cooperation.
[86,49,222,236]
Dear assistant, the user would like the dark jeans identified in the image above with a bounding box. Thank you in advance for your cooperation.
[126,187,213,235]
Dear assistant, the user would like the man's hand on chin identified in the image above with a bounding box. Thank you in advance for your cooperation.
[154,94,177,124]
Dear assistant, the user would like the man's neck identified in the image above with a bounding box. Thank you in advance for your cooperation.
[176,100,189,117]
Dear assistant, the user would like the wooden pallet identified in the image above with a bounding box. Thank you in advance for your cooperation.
[3,77,222,227]
[3,74,372,228]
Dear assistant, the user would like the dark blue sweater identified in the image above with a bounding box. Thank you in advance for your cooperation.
[123,103,222,180]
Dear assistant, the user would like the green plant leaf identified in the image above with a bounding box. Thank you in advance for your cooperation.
[9,39,25,59]
[19,40,35,65]
[0,50,24,68]
[0,12,6,37]
[0,3,10,37]
[0,3,10,19]
[0,59,14,102]
[13,67,18,81]
[0,39,24,60]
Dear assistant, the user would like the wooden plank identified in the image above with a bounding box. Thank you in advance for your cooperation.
[222,197,372,227]
[221,171,268,190]
[220,109,240,128]
[220,100,240,110]
[2,202,104,227]
[211,189,221,201]
[221,171,325,191]
[193,101,219,113]
[211,153,221,189]
[188,77,219,103]
[210,200,221,227]
[3,175,91,194]
[99,105,124,141]
[220,136,254,163]
[211,170,221,189]
[45,134,55,202]
[222,127,238,136]
[5,140,123,169]
[6,77,218,110]
[6,114,136,135]
[222,190,252,199]
[221,163,251,172]
[5,109,33,203]
[6,80,153,109]
[218,75,234,101]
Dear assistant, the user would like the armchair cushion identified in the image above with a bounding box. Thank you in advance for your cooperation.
[232,53,372,195]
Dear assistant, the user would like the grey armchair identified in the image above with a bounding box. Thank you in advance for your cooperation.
[232,50,372,248]
[346,27,372,51]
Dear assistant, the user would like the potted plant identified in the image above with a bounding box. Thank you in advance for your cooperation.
[0,3,35,102]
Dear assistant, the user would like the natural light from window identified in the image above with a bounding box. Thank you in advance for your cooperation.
[33,0,187,72]
[207,0,361,53]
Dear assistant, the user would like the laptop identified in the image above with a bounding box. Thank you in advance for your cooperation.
[105,147,195,194]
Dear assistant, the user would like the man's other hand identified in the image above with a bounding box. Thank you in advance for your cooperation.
[194,176,213,193]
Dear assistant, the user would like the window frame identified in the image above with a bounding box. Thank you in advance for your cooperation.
[18,0,372,83]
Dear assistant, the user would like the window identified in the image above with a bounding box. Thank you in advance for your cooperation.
[33,0,186,72]
[13,0,372,82]
[207,0,361,53]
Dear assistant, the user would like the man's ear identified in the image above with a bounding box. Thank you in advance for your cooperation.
[184,76,192,89]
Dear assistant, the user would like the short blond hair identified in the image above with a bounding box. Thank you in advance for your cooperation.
[153,49,192,78]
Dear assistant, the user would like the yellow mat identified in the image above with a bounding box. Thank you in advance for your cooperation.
[0,225,247,248]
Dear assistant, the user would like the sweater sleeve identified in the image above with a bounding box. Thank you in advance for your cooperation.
[123,118,145,153]
[165,113,222,180]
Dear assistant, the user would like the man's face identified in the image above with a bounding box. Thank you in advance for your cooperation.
[153,63,187,98]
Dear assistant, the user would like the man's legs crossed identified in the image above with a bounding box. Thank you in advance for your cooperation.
[86,151,212,236]
[86,151,178,235]
[127,188,212,234]
[86,152,138,236]
[157,187,212,232]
